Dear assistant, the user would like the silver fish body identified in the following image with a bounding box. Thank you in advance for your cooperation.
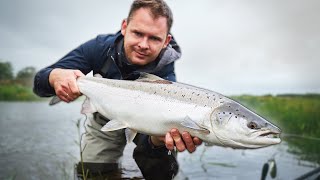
[74,73,281,149]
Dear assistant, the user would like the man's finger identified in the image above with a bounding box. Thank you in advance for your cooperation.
[170,129,186,152]
[58,93,70,103]
[55,87,68,102]
[66,92,74,101]
[193,137,203,146]
[68,81,81,99]
[182,132,196,153]
[165,132,174,150]
[73,70,85,78]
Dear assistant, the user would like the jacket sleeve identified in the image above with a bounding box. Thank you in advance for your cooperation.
[33,36,106,97]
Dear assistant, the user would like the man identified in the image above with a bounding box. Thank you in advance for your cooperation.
[34,0,202,179]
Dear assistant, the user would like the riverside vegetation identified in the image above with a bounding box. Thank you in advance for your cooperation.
[0,61,40,101]
[0,84,40,101]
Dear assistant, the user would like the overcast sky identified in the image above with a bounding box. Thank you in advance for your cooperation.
[1,0,319,95]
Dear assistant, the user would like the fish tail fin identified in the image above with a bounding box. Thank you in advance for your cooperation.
[49,96,62,105]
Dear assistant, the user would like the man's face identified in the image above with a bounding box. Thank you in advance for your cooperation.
[121,8,172,66]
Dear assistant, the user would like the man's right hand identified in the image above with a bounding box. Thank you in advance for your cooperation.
[49,68,84,103]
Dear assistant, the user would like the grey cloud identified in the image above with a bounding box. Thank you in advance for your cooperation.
[1,0,319,95]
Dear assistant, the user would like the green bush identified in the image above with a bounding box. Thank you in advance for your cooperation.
[0,84,40,101]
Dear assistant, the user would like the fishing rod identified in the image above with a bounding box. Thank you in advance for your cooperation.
[281,133,320,141]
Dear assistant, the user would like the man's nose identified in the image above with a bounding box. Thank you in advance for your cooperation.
[138,37,149,50]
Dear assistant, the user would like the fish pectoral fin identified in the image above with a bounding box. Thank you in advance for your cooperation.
[181,116,210,134]
[81,97,97,114]
[125,128,137,143]
[101,119,128,132]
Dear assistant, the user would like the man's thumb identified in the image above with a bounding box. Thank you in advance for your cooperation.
[73,70,85,78]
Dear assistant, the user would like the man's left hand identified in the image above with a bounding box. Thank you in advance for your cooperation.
[150,129,202,153]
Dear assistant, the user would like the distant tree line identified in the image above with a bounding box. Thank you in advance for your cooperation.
[0,61,36,87]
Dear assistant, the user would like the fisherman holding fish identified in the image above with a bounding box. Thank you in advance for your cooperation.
[34,0,202,179]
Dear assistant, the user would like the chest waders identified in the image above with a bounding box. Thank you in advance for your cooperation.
[76,51,127,178]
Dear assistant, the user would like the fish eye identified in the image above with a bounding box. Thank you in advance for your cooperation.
[247,122,258,129]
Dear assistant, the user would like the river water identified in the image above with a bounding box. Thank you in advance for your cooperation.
[0,102,319,180]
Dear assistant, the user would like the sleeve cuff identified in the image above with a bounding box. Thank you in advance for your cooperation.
[33,68,56,97]
[140,134,170,157]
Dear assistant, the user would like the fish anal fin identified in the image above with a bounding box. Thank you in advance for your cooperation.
[81,97,97,114]
[181,116,210,134]
[125,128,138,143]
[101,119,127,132]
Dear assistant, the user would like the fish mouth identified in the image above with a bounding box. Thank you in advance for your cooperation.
[252,130,282,145]
[259,131,280,139]
[254,129,281,139]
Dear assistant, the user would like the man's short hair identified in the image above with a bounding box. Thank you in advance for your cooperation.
[127,0,173,33]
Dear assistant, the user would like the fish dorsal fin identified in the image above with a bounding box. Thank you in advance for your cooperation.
[125,128,138,143]
[181,116,210,134]
[136,72,172,84]
[101,119,128,132]
[138,72,164,81]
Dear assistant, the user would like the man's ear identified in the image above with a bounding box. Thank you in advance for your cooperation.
[121,19,127,36]
[163,34,172,48]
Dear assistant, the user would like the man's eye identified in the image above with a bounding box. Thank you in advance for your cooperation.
[150,37,160,42]
[134,32,142,37]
